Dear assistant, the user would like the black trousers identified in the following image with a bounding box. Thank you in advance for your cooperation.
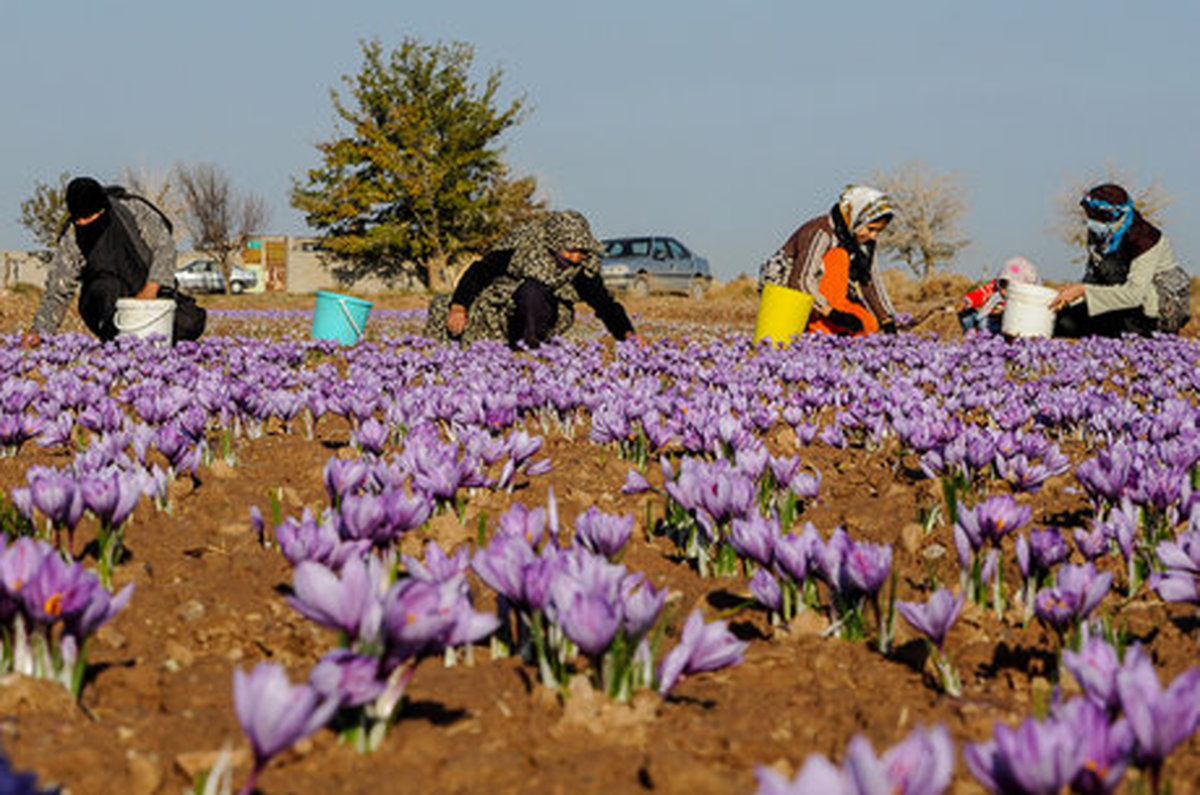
[1053,303,1154,338]
[79,275,128,342]
[507,279,560,348]
[78,275,207,344]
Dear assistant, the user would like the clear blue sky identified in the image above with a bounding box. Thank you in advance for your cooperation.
[3,0,1198,283]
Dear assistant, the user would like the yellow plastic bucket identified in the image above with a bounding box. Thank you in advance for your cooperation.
[754,283,814,346]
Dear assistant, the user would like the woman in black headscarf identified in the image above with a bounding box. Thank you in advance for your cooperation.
[29,176,187,343]
[1051,183,1191,337]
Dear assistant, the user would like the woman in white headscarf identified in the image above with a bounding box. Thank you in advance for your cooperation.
[758,185,898,335]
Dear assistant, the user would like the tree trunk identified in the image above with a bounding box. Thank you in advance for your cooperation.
[425,253,451,293]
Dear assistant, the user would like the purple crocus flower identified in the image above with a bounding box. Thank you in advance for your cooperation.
[79,470,139,533]
[1025,528,1070,575]
[620,575,665,640]
[233,662,338,793]
[1115,646,1200,769]
[729,513,778,568]
[964,714,1085,795]
[380,578,493,665]
[322,458,369,504]
[558,591,621,657]
[574,506,634,559]
[788,469,822,501]
[621,469,653,495]
[381,488,433,536]
[276,509,370,569]
[1075,445,1135,506]
[1061,635,1121,714]
[1073,524,1110,562]
[897,589,963,649]
[768,454,803,486]
[749,569,783,613]
[1155,529,1200,574]
[773,523,820,584]
[658,609,748,695]
[0,537,51,597]
[1057,697,1132,795]
[880,724,955,795]
[308,649,385,709]
[337,493,388,543]
[956,495,1031,548]
[28,469,85,531]
[288,556,382,639]
[352,417,390,455]
[840,540,893,597]
[471,535,538,608]
[1033,563,1113,632]
[401,541,470,584]
[496,502,547,546]
[1149,572,1198,604]
[21,552,96,628]
[63,580,134,641]
[816,527,854,586]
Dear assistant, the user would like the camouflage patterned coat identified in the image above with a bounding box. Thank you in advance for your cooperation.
[425,210,630,344]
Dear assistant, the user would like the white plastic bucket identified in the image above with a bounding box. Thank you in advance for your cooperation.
[114,298,175,340]
[1001,282,1058,338]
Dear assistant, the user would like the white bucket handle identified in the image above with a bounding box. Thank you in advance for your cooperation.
[116,304,174,333]
[337,296,364,339]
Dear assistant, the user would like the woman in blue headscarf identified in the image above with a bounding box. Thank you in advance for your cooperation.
[1051,183,1191,337]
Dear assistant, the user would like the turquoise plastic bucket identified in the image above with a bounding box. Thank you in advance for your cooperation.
[312,291,373,345]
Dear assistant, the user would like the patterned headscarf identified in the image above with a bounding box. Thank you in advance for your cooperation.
[501,210,603,288]
[837,185,895,234]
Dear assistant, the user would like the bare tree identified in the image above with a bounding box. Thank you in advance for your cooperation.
[1052,166,1172,263]
[18,172,71,260]
[873,162,971,283]
[175,162,271,282]
[121,164,186,242]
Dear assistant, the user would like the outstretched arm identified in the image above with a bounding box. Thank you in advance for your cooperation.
[574,270,636,341]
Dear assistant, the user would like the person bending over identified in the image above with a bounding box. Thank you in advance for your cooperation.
[425,210,643,348]
[1050,183,1191,337]
[29,176,204,344]
[758,185,898,336]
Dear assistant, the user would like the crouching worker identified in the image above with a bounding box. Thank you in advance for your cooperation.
[28,177,205,344]
[425,210,644,348]
[957,257,1040,334]
[759,185,899,336]
[1051,184,1191,337]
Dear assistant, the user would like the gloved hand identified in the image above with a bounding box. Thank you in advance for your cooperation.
[879,318,898,335]
[827,309,865,334]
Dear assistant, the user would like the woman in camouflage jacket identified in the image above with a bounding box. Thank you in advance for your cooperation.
[425,210,640,347]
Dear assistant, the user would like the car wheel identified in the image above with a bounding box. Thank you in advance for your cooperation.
[630,276,650,299]
[688,279,707,300]
[230,281,245,295]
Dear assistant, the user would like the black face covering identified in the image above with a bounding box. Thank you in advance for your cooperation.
[73,202,147,293]
[73,207,113,256]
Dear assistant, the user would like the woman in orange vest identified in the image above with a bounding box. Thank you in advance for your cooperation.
[758,185,898,335]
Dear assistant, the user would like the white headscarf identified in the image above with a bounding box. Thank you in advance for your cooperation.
[837,185,895,233]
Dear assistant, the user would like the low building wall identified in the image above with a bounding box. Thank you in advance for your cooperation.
[2,236,415,296]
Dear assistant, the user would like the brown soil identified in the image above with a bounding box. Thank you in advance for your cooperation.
[0,275,1197,794]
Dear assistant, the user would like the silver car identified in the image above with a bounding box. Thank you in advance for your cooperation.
[174,259,258,294]
[600,236,712,299]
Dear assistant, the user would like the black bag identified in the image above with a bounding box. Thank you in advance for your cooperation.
[157,285,207,343]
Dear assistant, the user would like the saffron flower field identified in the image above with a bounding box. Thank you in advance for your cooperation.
[0,288,1198,794]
